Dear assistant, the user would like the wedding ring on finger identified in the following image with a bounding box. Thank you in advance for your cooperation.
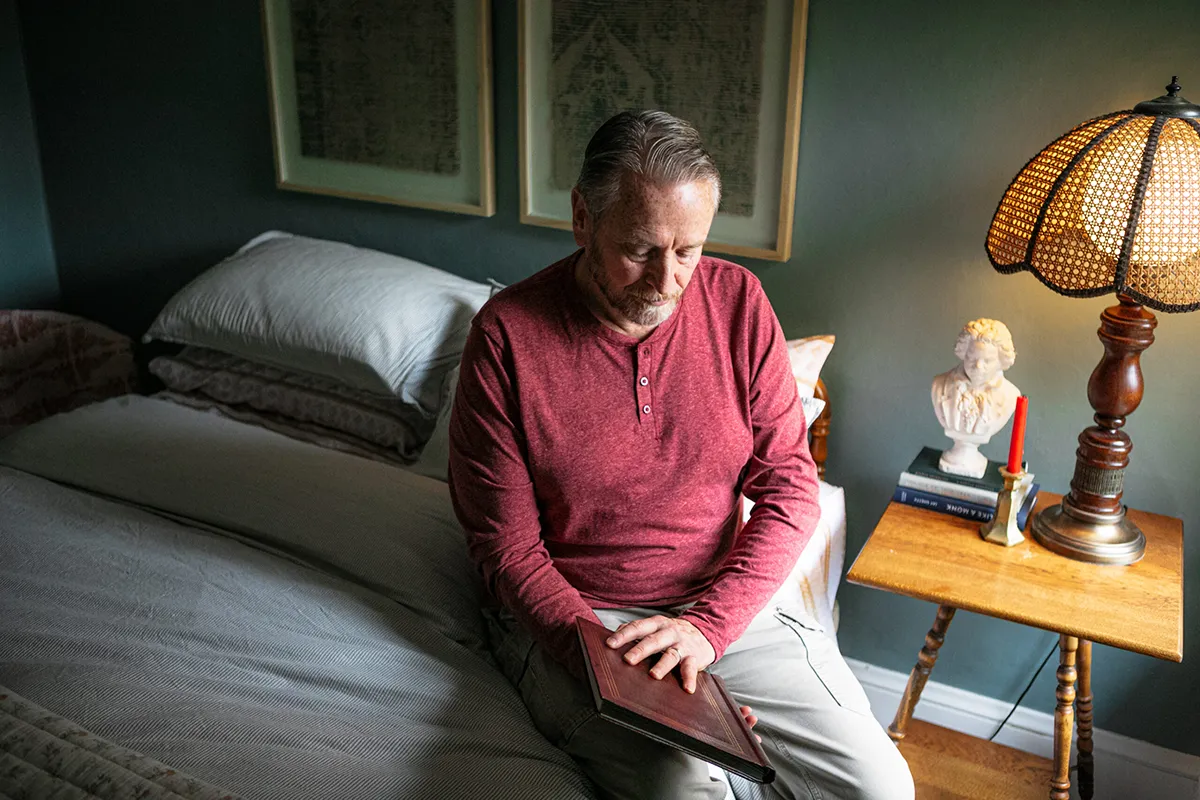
[666,646,682,660]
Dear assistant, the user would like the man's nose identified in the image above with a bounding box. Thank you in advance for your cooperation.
[646,255,676,295]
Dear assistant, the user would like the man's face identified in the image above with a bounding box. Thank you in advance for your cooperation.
[572,177,717,329]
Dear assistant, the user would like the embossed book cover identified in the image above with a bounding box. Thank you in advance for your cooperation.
[576,617,775,784]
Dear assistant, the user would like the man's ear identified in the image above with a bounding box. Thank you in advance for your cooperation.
[570,187,590,247]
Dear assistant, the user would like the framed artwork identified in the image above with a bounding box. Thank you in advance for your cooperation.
[518,0,809,261]
[262,0,495,216]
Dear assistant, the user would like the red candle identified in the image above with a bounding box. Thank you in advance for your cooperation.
[1007,395,1029,474]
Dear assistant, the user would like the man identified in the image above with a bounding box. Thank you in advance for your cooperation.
[448,111,913,800]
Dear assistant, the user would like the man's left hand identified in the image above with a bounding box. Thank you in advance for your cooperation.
[605,615,716,694]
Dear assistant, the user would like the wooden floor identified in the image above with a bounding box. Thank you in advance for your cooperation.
[899,720,1055,800]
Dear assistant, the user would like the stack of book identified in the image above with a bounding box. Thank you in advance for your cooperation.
[894,446,1039,527]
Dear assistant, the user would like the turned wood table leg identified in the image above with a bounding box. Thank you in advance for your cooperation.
[888,604,955,744]
[1050,635,1079,800]
[1076,639,1094,800]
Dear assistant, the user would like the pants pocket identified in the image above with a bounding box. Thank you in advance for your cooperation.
[774,605,874,717]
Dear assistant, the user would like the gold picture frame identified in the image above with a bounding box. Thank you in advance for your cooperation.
[518,0,808,261]
[262,0,495,217]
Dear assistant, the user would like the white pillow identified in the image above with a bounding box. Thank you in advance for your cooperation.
[786,334,835,399]
[144,232,493,414]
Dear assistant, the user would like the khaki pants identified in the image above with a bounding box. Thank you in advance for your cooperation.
[488,603,914,800]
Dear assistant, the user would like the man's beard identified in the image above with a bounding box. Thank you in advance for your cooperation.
[587,251,681,327]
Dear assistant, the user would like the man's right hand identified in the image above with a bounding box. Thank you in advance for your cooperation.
[604,615,716,693]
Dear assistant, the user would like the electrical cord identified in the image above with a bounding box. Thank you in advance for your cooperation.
[988,638,1059,742]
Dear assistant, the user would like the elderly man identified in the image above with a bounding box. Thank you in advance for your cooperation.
[448,111,913,800]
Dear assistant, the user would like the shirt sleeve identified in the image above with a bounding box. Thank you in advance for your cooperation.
[447,320,602,678]
[679,284,822,660]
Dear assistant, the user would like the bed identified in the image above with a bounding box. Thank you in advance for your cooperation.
[0,235,846,800]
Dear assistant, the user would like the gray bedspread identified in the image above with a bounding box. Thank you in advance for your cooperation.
[0,397,594,799]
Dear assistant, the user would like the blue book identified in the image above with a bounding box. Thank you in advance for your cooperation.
[892,483,1040,528]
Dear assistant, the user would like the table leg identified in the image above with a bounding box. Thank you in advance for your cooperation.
[1050,635,1078,800]
[888,604,955,744]
[1076,639,1094,800]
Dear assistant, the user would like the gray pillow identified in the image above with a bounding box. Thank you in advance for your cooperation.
[144,231,492,415]
[409,365,459,482]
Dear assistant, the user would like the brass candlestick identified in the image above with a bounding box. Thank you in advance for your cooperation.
[980,468,1029,547]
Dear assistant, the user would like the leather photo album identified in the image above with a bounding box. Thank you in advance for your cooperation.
[575,616,775,784]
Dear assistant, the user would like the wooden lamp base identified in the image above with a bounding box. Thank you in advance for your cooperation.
[1031,296,1155,566]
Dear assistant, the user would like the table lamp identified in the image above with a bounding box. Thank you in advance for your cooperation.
[986,77,1200,565]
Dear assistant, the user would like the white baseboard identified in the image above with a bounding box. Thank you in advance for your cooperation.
[846,658,1200,799]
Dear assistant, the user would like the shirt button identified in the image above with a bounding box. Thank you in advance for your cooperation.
[643,404,652,414]
[639,376,649,386]
[643,348,650,356]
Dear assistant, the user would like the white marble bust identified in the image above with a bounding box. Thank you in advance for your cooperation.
[931,319,1020,478]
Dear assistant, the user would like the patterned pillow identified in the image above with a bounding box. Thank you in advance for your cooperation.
[150,347,432,460]
[0,310,137,438]
[786,335,834,399]
[158,391,413,467]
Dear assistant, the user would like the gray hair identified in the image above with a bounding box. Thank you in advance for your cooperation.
[575,110,722,220]
[955,318,1017,370]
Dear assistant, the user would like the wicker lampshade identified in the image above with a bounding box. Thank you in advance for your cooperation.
[987,78,1200,311]
[984,78,1200,566]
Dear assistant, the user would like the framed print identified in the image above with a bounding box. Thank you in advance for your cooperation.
[518,0,809,261]
[263,0,495,216]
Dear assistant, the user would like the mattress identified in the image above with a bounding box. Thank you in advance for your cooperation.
[0,396,592,799]
[0,395,848,799]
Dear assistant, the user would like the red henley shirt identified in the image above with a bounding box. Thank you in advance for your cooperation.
[447,250,821,672]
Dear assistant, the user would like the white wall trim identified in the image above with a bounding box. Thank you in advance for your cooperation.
[846,658,1200,799]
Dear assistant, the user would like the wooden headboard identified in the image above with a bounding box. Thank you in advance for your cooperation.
[811,378,831,481]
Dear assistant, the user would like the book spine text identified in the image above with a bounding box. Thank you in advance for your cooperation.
[893,486,1033,528]
[897,471,998,507]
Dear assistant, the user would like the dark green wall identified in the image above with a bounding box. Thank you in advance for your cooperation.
[1,0,56,308]
[18,0,1200,753]
[773,1,1200,756]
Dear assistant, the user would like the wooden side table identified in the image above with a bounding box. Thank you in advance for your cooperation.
[847,492,1183,800]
